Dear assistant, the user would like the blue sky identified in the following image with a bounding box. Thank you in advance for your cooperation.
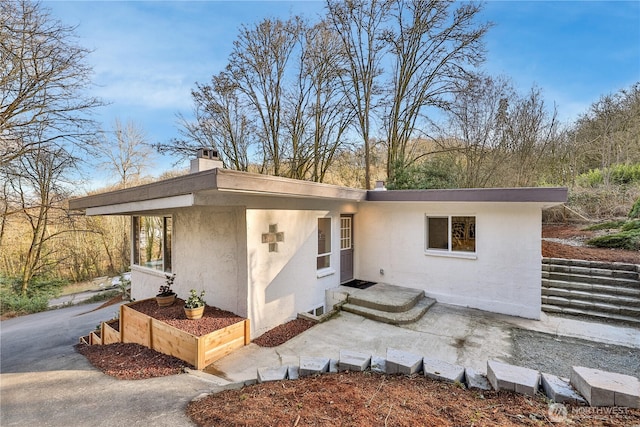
[46,1,640,178]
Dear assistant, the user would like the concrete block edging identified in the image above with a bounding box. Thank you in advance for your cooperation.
[253,352,638,409]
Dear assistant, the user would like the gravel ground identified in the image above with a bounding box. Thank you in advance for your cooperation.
[508,328,640,379]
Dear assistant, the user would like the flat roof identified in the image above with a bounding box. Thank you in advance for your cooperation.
[366,187,568,203]
[68,168,567,212]
[68,168,367,211]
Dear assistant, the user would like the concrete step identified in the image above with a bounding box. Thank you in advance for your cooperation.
[541,279,640,298]
[543,257,638,271]
[543,257,639,272]
[342,296,436,325]
[542,265,639,282]
[343,283,425,313]
[541,295,640,317]
[542,272,640,289]
[541,286,640,307]
[542,304,640,326]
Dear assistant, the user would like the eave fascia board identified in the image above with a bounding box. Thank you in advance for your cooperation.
[85,194,195,216]
[366,187,568,203]
[68,169,218,211]
[214,169,367,201]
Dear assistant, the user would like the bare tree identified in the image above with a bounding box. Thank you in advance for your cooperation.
[326,0,391,189]
[159,72,257,171]
[0,0,101,167]
[304,21,356,182]
[443,75,560,187]
[0,0,100,293]
[443,74,514,187]
[282,19,355,181]
[102,119,154,189]
[8,138,75,294]
[227,17,303,175]
[382,0,489,181]
[503,86,559,186]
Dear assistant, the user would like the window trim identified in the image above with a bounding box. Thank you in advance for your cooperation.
[132,215,173,273]
[340,216,352,250]
[317,216,333,273]
[425,214,477,259]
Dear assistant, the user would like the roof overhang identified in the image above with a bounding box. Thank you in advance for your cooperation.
[366,187,567,205]
[69,168,367,215]
[69,168,567,216]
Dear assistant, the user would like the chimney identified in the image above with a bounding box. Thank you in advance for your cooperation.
[190,148,223,173]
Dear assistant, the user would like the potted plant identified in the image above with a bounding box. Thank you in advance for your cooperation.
[184,289,206,320]
[156,274,177,307]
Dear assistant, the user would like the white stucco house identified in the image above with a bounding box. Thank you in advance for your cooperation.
[69,152,567,338]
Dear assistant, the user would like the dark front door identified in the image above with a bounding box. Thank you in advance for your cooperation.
[340,215,354,283]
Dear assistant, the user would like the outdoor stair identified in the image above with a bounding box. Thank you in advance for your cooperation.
[542,258,640,326]
[338,283,436,325]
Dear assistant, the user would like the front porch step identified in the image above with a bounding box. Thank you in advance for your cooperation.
[340,282,425,313]
[342,296,436,325]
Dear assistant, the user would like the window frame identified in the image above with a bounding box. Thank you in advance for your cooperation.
[317,217,332,272]
[425,214,477,259]
[132,215,173,273]
[340,216,352,250]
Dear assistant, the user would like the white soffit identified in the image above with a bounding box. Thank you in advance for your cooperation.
[85,194,195,216]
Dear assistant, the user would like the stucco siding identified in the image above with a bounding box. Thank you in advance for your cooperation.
[246,206,353,337]
[356,202,543,319]
[130,206,248,317]
[173,206,248,316]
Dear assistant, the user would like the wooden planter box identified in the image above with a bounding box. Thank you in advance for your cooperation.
[119,299,250,370]
[89,331,102,345]
[101,320,121,345]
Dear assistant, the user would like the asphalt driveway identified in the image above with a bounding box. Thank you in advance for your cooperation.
[0,302,213,427]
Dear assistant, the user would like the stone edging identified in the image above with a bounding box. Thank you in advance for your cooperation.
[240,348,639,409]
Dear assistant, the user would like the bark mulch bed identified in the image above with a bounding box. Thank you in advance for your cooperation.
[126,298,245,336]
[542,224,640,264]
[75,342,191,380]
[252,318,316,347]
[187,371,640,427]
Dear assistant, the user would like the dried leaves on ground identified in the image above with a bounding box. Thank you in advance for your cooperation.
[186,371,640,427]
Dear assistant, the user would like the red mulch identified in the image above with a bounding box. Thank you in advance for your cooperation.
[186,371,640,427]
[75,342,190,379]
[252,318,316,347]
[126,298,244,336]
[542,224,640,264]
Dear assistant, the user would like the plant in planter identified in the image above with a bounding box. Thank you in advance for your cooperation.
[156,274,177,307]
[184,289,206,319]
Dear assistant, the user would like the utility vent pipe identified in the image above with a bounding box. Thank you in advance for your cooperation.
[373,180,386,191]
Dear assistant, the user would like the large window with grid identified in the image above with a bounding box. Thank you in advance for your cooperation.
[133,216,172,272]
[426,215,476,254]
[317,218,332,270]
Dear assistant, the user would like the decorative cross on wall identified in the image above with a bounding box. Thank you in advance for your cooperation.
[261,224,285,253]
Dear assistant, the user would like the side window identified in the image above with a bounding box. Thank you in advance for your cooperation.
[426,216,476,254]
[133,215,172,272]
[451,216,475,252]
[317,218,332,269]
